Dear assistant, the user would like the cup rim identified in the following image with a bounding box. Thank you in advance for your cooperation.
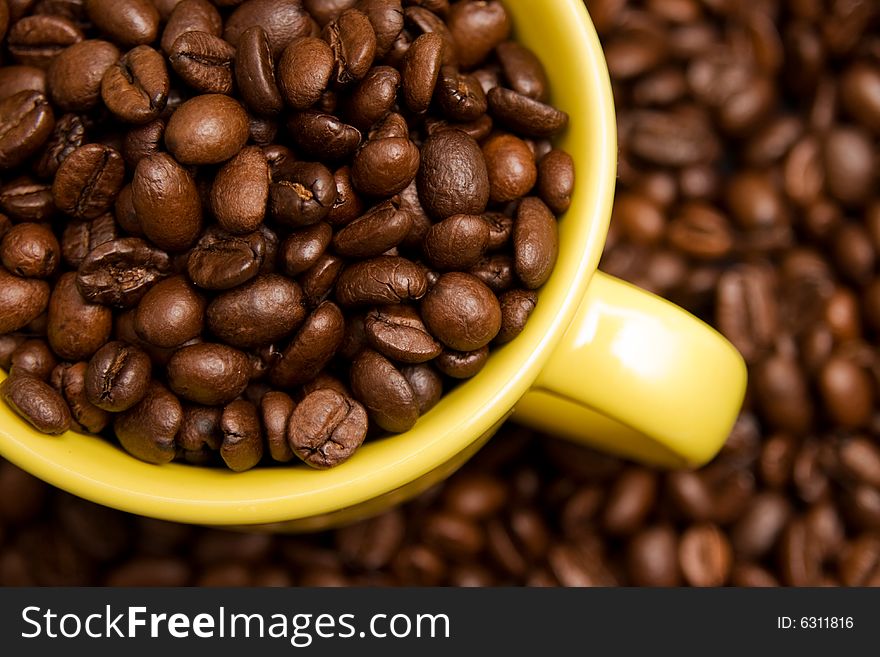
[0,0,618,526]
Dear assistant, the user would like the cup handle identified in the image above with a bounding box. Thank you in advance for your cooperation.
[514,271,747,468]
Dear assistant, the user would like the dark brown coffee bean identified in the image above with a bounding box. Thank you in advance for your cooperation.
[47,272,112,360]
[270,161,337,226]
[223,0,313,59]
[324,9,376,84]
[33,112,84,178]
[495,288,537,344]
[279,223,331,277]
[121,119,164,170]
[351,132,419,198]
[364,304,440,363]
[678,523,732,587]
[838,437,880,489]
[46,39,120,112]
[823,127,874,207]
[76,237,172,307]
[132,153,203,252]
[51,361,110,434]
[487,87,569,138]
[482,211,513,251]
[336,255,427,306]
[435,345,488,379]
[547,542,617,587]
[177,404,222,455]
[0,66,47,101]
[469,253,515,293]
[207,274,307,348]
[482,133,536,203]
[9,338,56,380]
[287,110,362,162]
[84,340,151,412]
[779,518,822,586]
[165,94,249,165]
[730,492,791,559]
[841,62,880,133]
[63,217,119,271]
[288,388,368,468]
[211,146,269,235]
[333,200,411,258]
[536,149,574,215]
[85,0,159,47]
[132,275,204,349]
[434,67,486,122]
[298,254,342,308]
[277,36,334,110]
[0,177,53,223]
[602,467,657,535]
[160,0,222,54]
[0,222,59,278]
[101,45,168,124]
[7,15,82,68]
[514,197,558,289]
[667,202,733,261]
[234,26,284,116]
[350,348,418,432]
[715,264,777,364]
[51,143,124,219]
[169,31,235,95]
[400,362,442,414]
[0,374,71,434]
[166,343,249,406]
[345,65,400,129]
[260,390,295,462]
[113,381,180,464]
[335,506,404,570]
[496,41,548,102]
[0,91,54,170]
[417,129,489,219]
[269,301,344,387]
[818,355,874,429]
[628,525,681,587]
[447,0,509,69]
[423,213,489,270]
[421,272,500,351]
[401,32,442,114]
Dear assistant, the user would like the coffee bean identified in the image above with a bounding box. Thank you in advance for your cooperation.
[779,518,821,586]
[133,275,205,349]
[176,404,221,458]
[602,467,657,535]
[402,32,442,114]
[33,112,84,178]
[333,200,411,258]
[423,214,489,271]
[324,8,376,84]
[469,253,515,293]
[417,129,489,219]
[678,523,732,587]
[336,255,427,306]
[435,346,488,379]
[496,41,548,102]
[260,391,295,462]
[76,237,172,307]
[280,223,331,277]
[514,197,558,289]
[168,31,234,96]
[211,146,269,235]
[351,129,419,197]
[287,110,362,162]
[350,348,418,432]
[85,0,159,47]
[51,361,110,434]
[101,45,169,124]
[51,143,124,220]
[730,492,791,559]
[447,0,509,69]
[823,127,874,207]
[277,36,334,110]
[838,437,880,489]
[7,14,82,68]
[345,65,400,130]
[269,161,337,227]
[234,26,284,116]
[495,288,537,344]
[269,301,344,387]
[46,39,120,112]
[627,525,681,587]
[132,153,203,252]
[0,374,70,434]
[487,87,569,138]
[223,0,313,59]
[363,304,440,364]
[287,388,368,468]
[165,94,249,165]
[0,65,47,101]
[400,362,442,414]
[840,62,880,134]
[0,90,54,170]
[161,0,222,54]
[113,381,180,464]
[818,354,874,429]
[715,264,777,364]
[9,338,56,380]
[84,340,151,412]
[667,202,733,261]
[421,272,500,351]
[207,274,307,348]
[536,149,574,215]
[0,222,59,279]
[47,272,112,360]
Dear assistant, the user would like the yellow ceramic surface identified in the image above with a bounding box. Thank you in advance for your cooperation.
[0,0,746,530]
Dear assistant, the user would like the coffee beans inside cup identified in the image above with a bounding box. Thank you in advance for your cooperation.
[0,0,574,471]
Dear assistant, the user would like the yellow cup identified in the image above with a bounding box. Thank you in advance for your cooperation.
[0,0,746,531]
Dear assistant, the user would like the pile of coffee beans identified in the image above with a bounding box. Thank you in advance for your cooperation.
[0,0,574,470]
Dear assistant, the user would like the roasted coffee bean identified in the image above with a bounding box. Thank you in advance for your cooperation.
[402,32,442,114]
[0,177,53,223]
[336,256,427,306]
[487,87,568,138]
[469,253,515,293]
[324,9,376,84]
[260,390,295,462]
[421,272,500,351]
[160,0,222,54]
[288,388,368,468]
[234,26,284,116]
[345,65,400,129]
[752,352,813,435]
[483,212,513,251]
[64,218,117,269]
[84,340,151,412]
[51,144,124,220]
[9,338,56,380]
[165,94,249,165]
[269,161,337,226]
[0,374,70,434]
[85,0,159,47]
[101,46,168,124]
[350,348,418,432]
[417,129,489,219]
[495,288,537,344]
[48,39,122,112]
[166,343,249,407]
[47,272,112,360]
[678,523,732,587]
[0,91,54,170]
[424,213,489,270]
[447,0,509,69]
[133,275,205,349]
[496,41,548,102]
[627,526,681,587]
[277,36,334,110]
[122,119,164,170]
[301,254,345,307]
[536,149,574,215]
[76,237,172,307]
[132,153,203,252]
[818,355,874,429]
[6,15,82,68]
[823,127,874,207]
[280,223,331,277]
[34,112,85,178]
[514,197,558,289]
[667,202,732,261]
[211,146,269,235]
[400,362,442,414]
[730,492,791,559]
[484,134,536,204]
[113,381,180,464]
[715,265,777,364]
[0,65,47,101]
[269,301,344,387]
[169,31,235,95]
[207,274,307,348]
[434,67,486,122]
[287,110,361,162]
[218,400,263,472]
[351,130,419,198]
[0,222,59,278]
[177,404,222,455]
[223,0,313,59]
[51,361,110,434]
[435,346,488,379]
[602,467,657,536]
[333,200,411,258]
[364,304,440,363]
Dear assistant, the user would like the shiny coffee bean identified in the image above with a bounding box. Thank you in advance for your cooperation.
[101,46,168,124]
[84,340,151,412]
[51,143,124,220]
[421,272,501,351]
[287,388,368,469]
[0,374,70,434]
[113,381,180,464]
